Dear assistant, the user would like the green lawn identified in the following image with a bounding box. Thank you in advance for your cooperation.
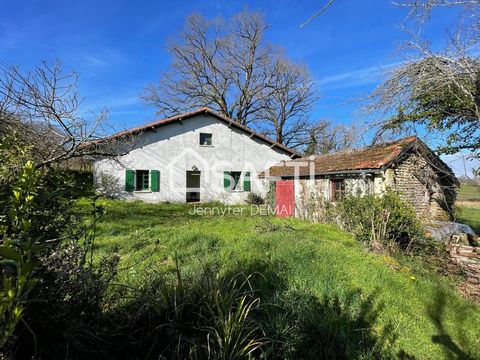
[458,183,480,201]
[84,199,480,359]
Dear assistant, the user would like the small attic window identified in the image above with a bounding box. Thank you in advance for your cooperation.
[200,133,212,146]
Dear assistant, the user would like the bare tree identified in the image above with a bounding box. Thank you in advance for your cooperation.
[258,58,318,148]
[365,0,480,164]
[304,120,357,155]
[0,61,129,168]
[143,12,275,126]
[144,11,319,140]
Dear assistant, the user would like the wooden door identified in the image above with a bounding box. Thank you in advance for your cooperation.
[275,180,295,217]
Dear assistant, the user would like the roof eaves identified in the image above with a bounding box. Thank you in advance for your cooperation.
[87,107,300,157]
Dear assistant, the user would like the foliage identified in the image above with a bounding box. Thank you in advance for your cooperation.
[0,146,42,350]
[367,1,480,166]
[91,264,266,359]
[335,191,425,253]
[0,61,125,167]
[373,57,480,156]
[15,223,120,358]
[265,182,276,211]
[65,170,94,198]
[295,181,336,223]
[245,192,265,205]
[94,171,121,199]
[304,120,357,155]
[0,134,118,358]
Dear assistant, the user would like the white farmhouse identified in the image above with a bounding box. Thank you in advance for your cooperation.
[93,108,299,203]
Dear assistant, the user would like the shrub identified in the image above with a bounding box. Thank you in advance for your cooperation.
[335,191,424,253]
[246,192,265,205]
[94,171,122,199]
[71,264,266,359]
[0,134,118,357]
[265,182,276,210]
[296,181,336,223]
[65,169,94,198]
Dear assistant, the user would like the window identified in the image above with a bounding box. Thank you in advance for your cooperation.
[135,170,150,191]
[223,171,249,192]
[230,171,242,191]
[125,170,160,192]
[331,179,345,202]
[199,133,212,146]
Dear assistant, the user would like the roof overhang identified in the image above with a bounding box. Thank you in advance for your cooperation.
[86,107,300,158]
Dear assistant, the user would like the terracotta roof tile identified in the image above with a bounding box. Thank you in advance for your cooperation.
[261,136,419,177]
[89,107,300,157]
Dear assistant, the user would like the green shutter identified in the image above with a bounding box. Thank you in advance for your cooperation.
[243,171,251,192]
[125,170,135,192]
[224,171,231,191]
[150,170,160,192]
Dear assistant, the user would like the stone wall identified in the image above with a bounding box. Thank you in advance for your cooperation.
[290,151,456,222]
[390,152,453,221]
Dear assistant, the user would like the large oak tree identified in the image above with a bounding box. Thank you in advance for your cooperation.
[143,11,319,148]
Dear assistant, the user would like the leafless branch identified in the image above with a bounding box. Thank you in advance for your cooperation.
[300,0,336,28]
[0,61,132,168]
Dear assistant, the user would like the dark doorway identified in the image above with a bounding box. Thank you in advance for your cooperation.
[186,171,201,202]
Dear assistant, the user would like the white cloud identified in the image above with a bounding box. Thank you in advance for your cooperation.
[316,61,403,90]
[82,48,130,68]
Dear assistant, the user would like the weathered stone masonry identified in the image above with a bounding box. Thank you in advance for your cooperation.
[390,152,455,221]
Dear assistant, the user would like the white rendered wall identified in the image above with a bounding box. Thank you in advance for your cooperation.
[93,114,293,204]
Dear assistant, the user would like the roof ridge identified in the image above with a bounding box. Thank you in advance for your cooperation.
[303,135,419,161]
[89,107,300,157]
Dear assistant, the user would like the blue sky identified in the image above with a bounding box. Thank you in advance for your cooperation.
[0,0,477,175]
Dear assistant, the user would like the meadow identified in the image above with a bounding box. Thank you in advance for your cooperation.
[83,199,480,359]
[457,182,480,234]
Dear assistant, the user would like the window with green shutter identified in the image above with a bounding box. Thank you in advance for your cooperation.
[224,171,231,191]
[224,171,242,191]
[150,170,160,192]
[243,171,251,192]
[125,170,135,192]
[135,170,149,191]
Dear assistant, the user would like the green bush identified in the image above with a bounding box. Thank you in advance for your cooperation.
[65,169,94,198]
[335,191,425,253]
[0,134,118,357]
[246,192,265,205]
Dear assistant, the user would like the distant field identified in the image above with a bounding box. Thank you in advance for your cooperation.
[458,207,480,235]
[458,183,480,202]
[457,183,480,234]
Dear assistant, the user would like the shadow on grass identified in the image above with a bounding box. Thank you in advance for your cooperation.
[225,259,412,359]
[428,290,475,360]
[15,257,415,359]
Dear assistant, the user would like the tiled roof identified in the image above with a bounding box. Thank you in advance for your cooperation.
[89,107,300,158]
[261,136,421,177]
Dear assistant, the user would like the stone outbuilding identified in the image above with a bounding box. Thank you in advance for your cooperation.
[262,136,459,221]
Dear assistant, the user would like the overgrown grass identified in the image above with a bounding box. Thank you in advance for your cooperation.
[81,199,480,359]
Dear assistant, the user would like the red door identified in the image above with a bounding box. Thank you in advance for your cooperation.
[275,180,295,217]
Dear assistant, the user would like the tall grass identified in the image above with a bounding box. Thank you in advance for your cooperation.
[74,199,480,359]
